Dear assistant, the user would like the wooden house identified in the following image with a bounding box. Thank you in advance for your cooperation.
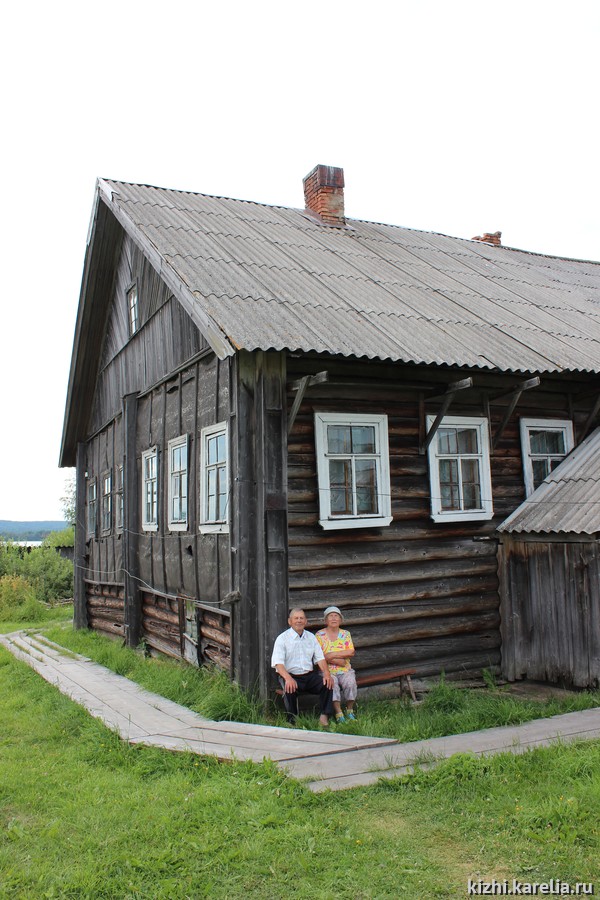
[498,427,600,687]
[60,165,600,696]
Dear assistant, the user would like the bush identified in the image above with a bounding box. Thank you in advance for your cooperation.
[0,575,46,622]
[21,545,73,603]
[0,541,73,604]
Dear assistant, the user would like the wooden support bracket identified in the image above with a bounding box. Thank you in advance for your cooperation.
[579,394,600,444]
[491,376,540,449]
[420,377,473,454]
[287,371,329,436]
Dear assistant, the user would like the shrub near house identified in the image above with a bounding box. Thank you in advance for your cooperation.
[0,532,74,621]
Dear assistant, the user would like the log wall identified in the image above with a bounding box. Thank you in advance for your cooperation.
[85,581,125,638]
[288,354,599,682]
[499,536,600,688]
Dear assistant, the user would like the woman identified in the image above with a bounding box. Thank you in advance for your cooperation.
[316,606,357,724]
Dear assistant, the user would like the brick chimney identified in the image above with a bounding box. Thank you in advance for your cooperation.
[303,165,345,226]
[472,231,502,246]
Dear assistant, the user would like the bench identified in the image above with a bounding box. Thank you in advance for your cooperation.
[275,667,417,704]
[355,667,417,702]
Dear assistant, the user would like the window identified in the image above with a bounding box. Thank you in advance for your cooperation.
[200,423,228,533]
[101,471,112,534]
[314,412,392,530]
[115,464,124,533]
[127,284,138,335]
[142,447,158,531]
[520,418,574,496]
[87,479,97,537]
[168,435,188,530]
[427,415,493,522]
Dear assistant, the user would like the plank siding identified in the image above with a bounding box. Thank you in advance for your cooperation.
[80,227,231,660]
[500,536,600,687]
[287,355,594,682]
[91,233,208,436]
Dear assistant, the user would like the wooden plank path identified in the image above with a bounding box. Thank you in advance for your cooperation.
[0,632,395,764]
[2,631,600,792]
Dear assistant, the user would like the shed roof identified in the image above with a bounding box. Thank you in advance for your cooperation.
[498,427,600,535]
[97,178,600,374]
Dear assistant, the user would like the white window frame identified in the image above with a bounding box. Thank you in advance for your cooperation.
[87,478,97,537]
[101,470,112,535]
[115,464,124,533]
[168,435,189,531]
[199,422,229,534]
[427,415,493,523]
[142,447,159,532]
[314,412,392,531]
[127,283,138,335]
[520,418,574,497]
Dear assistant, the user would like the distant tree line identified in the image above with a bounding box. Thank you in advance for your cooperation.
[0,521,68,542]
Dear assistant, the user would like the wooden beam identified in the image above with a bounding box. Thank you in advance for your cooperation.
[287,371,329,436]
[489,376,540,404]
[492,377,541,449]
[579,394,600,444]
[420,378,473,454]
[123,393,141,648]
[425,377,473,403]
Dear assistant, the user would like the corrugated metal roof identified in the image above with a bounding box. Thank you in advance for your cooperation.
[499,427,600,535]
[99,178,600,372]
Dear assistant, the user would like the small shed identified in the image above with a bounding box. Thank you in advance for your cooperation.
[498,428,600,688]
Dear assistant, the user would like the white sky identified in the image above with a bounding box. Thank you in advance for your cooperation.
[1,1,598,520]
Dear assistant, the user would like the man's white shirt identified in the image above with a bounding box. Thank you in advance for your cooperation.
[271,627,325,674]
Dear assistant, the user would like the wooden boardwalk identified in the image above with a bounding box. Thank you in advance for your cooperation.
[2,630,600,793]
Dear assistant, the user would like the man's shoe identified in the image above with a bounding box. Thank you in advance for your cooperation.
[335,712,346,724]
[345,711,356,721]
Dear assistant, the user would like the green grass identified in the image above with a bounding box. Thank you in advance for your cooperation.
[1,643,599,898]
[0,603,73,635]
[42,619,600,742]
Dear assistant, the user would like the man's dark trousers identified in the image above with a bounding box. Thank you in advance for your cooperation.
[279,671,333,723]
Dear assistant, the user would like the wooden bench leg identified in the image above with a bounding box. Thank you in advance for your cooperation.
[404,675,417,702]
[399,674,417,702]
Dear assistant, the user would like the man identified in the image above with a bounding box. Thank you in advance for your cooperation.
[271,608,334,726]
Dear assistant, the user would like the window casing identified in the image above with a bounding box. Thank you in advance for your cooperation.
[200,423,228,533]
[115,464,124,533]
[168,435,188,531]
[101,471,112,534]
[87,479,97,537]
[520,418,574,496]
[314,412,392,530]
[127,284,138,335]
[142,447,158,531]
[427,415,493,522]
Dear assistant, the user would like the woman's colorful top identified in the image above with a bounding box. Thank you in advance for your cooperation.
[315,628,354,675]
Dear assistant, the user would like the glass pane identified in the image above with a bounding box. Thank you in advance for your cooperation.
[327,425,352,454]
[329,459,352,515]
[438,428,458,454]
[529,429,566,455]
[355,459,378,513]
[456,427,478,454]
[208,436,217,465]
[207,469,216,520]
[461,458,482,509]
[216,434,226,463]
[439,459,460,510]
[217,466,227,520]
[532,458,550,490]
[351,426,376,454]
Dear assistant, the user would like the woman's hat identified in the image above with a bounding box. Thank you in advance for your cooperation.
[324,606,343,620]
